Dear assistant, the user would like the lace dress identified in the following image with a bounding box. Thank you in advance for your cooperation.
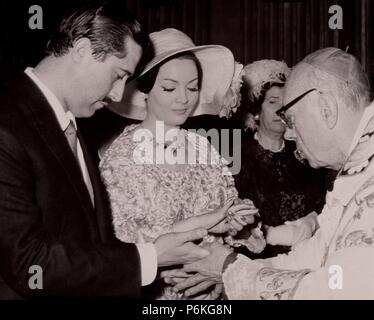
[99,124,238,299]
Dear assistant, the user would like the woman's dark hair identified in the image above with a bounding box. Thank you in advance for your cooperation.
[248,82,285,116]
[46,2,146,61]
[137,52,203,94]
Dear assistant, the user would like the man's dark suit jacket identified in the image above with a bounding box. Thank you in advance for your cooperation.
[0,73,141,298]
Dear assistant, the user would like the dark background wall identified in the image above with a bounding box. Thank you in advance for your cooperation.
[0,0,372,86]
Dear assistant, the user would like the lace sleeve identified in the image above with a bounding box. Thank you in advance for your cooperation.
[209,138,239,201]
[99,126,173,244]
[100,159,156,243]
[189,133,238,217]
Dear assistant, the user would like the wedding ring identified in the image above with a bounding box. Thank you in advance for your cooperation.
[228,228,237,236]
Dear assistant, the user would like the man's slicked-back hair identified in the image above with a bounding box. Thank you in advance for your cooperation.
[46,2,146,61]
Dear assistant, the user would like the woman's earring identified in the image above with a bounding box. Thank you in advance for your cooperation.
[140,92,148,101]
[245,113,259,131]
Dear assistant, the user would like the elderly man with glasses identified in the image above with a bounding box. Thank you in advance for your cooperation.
[169,47,374,299]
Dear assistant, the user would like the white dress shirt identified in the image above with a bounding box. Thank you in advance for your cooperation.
[25,67,95,205]
[25,67,157,286]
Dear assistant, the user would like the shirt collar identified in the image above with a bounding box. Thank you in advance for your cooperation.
[24,67,77,131]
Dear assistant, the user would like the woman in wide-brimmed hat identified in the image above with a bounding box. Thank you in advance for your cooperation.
[99,28,262,299]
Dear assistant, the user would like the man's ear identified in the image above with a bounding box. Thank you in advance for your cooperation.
[319,92,338,129]
[71,38,92,63]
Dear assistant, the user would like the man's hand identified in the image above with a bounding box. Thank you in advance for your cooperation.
[154,228,210,267]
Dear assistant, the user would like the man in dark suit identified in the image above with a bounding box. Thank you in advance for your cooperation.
[0,2,210,298]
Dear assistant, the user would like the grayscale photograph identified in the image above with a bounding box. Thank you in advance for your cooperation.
[0,0,372,309]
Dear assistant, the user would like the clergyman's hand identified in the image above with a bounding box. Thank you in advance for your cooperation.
[160,268,222,299]
[172,272,222,299]
[171,242,232,295]
[183,242,233,277]
[160,268,190,286]
[188,282,224,300]
[266,211,318,246]
[154,228,209,267]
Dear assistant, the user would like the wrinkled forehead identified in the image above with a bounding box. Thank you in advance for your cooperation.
[283,63,316,114]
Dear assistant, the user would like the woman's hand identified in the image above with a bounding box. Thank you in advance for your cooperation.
[172,198,258,234]
[172,200,233,233]
[222,201,258,235]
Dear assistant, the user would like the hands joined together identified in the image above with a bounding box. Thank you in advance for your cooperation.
[172,198,258,234]
[160,242,233,299]
[154,201,318,299]
[155,198,257,299]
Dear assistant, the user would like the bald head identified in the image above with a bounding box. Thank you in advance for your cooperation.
[281,48,371,170]
[286,48,370,112]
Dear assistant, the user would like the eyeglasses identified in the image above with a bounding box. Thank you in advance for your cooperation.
[275,88,318,129]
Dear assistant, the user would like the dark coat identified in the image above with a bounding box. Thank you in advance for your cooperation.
[0,73,141,298]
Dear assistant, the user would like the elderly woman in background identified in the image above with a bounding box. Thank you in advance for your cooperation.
[234,59,329,258]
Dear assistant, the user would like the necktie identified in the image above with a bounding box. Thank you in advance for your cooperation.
[64,120,78,160]
[64,120,95,206]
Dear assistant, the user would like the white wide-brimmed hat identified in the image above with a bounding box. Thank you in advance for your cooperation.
[108,28,243,119]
